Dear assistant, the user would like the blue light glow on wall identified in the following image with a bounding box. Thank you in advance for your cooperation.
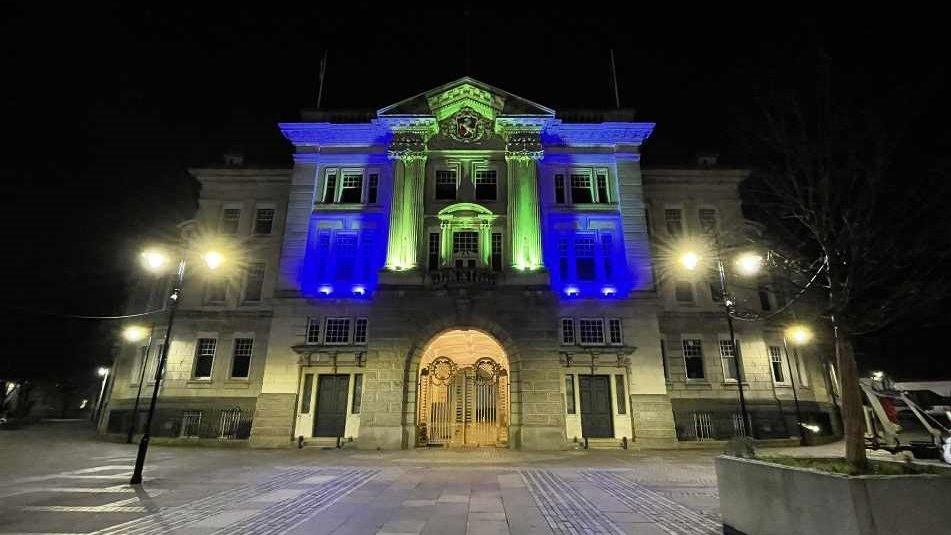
[543,212,635,299]
[300,212,388,299]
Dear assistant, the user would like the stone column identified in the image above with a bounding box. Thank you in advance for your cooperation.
[385,132,428,270]
[479,218,492,267]
[504,131,544,271]
[439,220,452,266]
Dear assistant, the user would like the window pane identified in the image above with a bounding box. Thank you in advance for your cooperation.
[615,375,626,414]
[699,208,717,234]
[759,288,772,311]
[710,282,722,302]
[306,318,320,344]
[301,373,314,413]
[769,346,785,383]
[665,209,683,237]
[339,174,363,203]
[575,235,596,280]
[333,233,358,280]
[555,174,565,204]
[254,209,275,234]
[428,233,440,272]
[352,374,363,414]
[609,319,622,345]
[565,375,576,414]
[354,318,368,344]
[675,282,694,302]
[561,318,575,344]
[557,238,569,279]
[453,232,478,254]
[435,170,457,200]
[323,174,337,203]
[367,174,378,204]
[491,233,502,272]
[579,319,604,345]
[570,174,593,203]
[596,174,609,203]
[221,208,241,234]
[231,338,253,378]
[194,338,217,378]
[244,263,266,301]
[601,234,614,280]
[325,318,351,344]
[719,339,739,381]
[683,339,704,379]
[475,170,497,200]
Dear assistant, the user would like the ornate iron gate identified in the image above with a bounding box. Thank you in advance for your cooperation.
[417,356,508,446]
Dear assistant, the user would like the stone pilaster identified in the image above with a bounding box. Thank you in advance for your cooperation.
[504,131,544,271]
[385,132,428,270]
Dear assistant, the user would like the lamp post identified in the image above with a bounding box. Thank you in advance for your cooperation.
[679,243,763,439]
[784,324,813,445]
[121,325,153,444]
[130,245,224,485]
[93,366,111,424]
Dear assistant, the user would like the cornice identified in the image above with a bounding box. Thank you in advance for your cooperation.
[542,121,655,147]
[279,122,389,147]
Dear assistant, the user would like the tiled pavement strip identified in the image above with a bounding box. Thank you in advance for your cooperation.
[520,470,623,534]
[86,467,381,535]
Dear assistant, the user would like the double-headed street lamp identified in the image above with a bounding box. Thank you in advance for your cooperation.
[121,325,153,444]
[129,244,226,485]
[784,324,814,445]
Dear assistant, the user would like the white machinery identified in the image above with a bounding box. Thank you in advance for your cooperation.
[860,375,951,464]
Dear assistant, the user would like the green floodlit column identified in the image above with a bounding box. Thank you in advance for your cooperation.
[439,220,452,266]
[505,155,544,271]
[386,132,428,271]
[479,219,492,267]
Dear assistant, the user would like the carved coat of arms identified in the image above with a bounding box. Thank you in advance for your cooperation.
[446,107,486,143]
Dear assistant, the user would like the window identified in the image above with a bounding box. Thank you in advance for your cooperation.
[367,174,378,204]
[428,232,440,272]
[475,169,497,200]
[435,170,457,200]
[333,233,358,280]
[615,375,626,414]
[665,209,683,237]
[254,208,275,235]
[570,174,593,203]
[352,374,363,413]
[579,319,605,345]
[710,282,722,303]
[682,338,705,380]
[555,174,566,204]
[699,208,717,234]
[575,235,596,280]
[354,318,368,345]
[769,346,786,384]
[491,233,502,272]
[324,318,351,345]
[675,281,694,303]
[221,208,241,234]
[453,232,478,255]
[231,338,253,378]
[323,173,337,203]
[719,339,740,381]
[145,343,163,384]
[557,237,569,280]
[193,338,217,379]
[339,174,363,203]
[306,318,321,344]
[660,339,670,382]
[759,288,773,311]
[131,346,148,383]
[565,375,576,414]
[596,173,609,203]
[601,234,614,279]
[243,263,265,302]
[796,352,810,387]
[608,319,623,345]
[560,318,575,345]
[205,280,226,303]
[301,373,314,413]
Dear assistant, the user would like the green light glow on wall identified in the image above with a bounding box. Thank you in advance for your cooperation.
[506,157,544,271]
[385,148,427,270]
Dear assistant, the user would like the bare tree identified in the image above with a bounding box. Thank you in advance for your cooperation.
[741,54,950,468]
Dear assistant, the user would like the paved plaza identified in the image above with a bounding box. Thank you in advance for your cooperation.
[0,421,855,535]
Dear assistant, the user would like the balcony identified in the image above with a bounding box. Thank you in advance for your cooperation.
[427,267,499,288]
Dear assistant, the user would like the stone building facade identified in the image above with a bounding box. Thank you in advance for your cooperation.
[103,78,838,449]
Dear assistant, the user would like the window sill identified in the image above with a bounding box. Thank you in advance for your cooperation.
[685,380,712,387]
[722,381,751,387]
[774,383,793,388]
[187,379,214,386]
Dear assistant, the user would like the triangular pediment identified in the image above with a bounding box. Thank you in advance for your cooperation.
[377,77,555,120]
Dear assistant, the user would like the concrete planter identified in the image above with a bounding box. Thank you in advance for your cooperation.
[715,455,951,535]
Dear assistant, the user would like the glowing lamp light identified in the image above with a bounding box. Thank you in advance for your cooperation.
[734,252,764,276]
[351,285,366,296]
[679,251,701,271]
[97,367,110,377]
[785,324,813,346]
[800,423,821,433]
[318,285,333,295]
[122,325,149,343]
[564,286,580,297]
[141,249,170,273]
[601,286,617,297]
[202,251,224,270]
[872,371,885,380]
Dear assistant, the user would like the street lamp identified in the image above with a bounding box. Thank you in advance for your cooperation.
[678,242,759,438]
[784,323,814,445]
[122,324,153,444]
[129,245,225,485]
[93,367,111,424]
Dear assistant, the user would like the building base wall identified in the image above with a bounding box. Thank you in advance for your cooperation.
[631,394,678,447]
[249,393,296,447]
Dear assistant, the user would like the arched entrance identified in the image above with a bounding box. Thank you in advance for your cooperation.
[416,329,509,447]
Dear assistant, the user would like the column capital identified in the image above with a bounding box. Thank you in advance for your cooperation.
[504,131,544,162]
[387,131,429,161]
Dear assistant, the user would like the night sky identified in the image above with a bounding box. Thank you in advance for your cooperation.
[1,5,948,382]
